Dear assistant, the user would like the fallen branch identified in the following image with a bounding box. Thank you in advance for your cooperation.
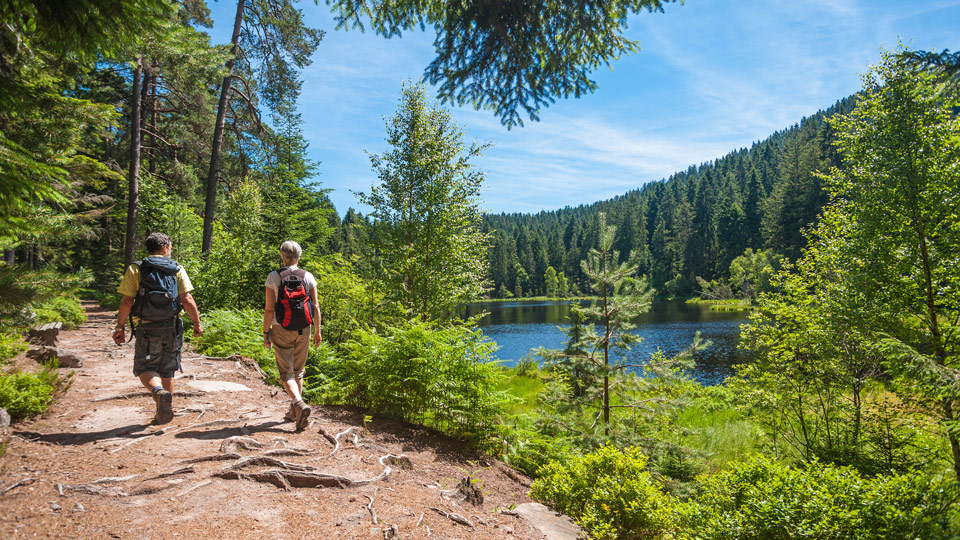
[429,507,474,528]
[416,512,425,527]
[501,466,530,487]
[366,495,378,524]
[2,477,35,494]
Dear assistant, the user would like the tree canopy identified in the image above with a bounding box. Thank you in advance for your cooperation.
[328,0,681,127]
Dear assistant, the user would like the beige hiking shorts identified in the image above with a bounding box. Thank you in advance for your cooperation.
[269,326,309,381]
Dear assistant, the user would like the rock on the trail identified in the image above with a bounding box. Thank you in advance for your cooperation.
[512,503,582,540]
[0,408,10,429]
[26,346,84,368]
[186,380,251,392]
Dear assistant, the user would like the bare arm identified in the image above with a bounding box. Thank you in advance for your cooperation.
[311,286,322,346]
[264,286,276,348]
[179,292,203,337]
[113,295,135,345]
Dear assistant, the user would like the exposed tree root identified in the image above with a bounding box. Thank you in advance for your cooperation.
[215,469,352,490]
[61,483,127,497]
[109,415,266,454]
[155,466,194,479]
[177,479,212,497]
[429,506,474,528]
[201,354,267,378]
[90,474,139,484]
[319,426,363,457]
[178,453,240,465]
[215,451,412,490]
[220,455,314,474]
[220,436,263,453]
[262,447,319,457]
[366,494,378,524]
[92,390,206,402]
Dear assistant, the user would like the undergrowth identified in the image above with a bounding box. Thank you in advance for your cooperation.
[0,363,74,421]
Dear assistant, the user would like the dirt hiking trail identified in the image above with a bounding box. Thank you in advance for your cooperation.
[1,302,577,539]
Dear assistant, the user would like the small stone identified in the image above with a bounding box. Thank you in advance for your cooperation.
[0,408,10,429]
[49,502,61,512]
[305,510,319,519]
[73,503,85,512]
[348,495,356,502]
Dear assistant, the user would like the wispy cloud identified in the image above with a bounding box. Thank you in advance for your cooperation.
[236,0,960,214]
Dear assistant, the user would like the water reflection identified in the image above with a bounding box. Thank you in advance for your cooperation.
[464,300,752,386]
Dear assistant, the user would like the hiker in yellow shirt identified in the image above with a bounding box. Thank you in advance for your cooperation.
[113,232,202,424]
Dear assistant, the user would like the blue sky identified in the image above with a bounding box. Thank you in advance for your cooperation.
[206,0,960,215]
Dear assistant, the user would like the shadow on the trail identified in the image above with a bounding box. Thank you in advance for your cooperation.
[173,420,288,440]
[15,423,152,446]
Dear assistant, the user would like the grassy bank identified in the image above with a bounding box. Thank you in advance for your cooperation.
[685,298,754,311]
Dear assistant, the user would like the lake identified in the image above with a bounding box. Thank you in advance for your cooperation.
[464,300,752,386]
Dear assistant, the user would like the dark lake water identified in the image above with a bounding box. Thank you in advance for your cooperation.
[464,300,752,386]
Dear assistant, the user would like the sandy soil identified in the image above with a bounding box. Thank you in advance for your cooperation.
[0,302,544,539]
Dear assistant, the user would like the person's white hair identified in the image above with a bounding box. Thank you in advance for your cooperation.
[279,240,302,264]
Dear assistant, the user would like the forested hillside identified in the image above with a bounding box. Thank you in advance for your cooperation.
[482,95,856,298]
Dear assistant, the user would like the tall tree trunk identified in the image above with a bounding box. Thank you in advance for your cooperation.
[123,56,144,268]
[3,249,13,264]
[149,61,158,177]
[202,0,245,254]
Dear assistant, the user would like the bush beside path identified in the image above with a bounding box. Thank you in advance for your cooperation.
[0,302,547,539]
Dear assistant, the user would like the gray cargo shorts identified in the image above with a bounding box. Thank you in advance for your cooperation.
[133,318,183,378]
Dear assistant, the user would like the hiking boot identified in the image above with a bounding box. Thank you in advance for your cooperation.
[283,402,297,422]
[153,389,174,424]
[293,400,311,431]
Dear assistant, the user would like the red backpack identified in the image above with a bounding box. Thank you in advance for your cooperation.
[275,267,314,332]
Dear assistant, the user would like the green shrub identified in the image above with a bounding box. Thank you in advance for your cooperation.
[530,445,683,540]
[302,341,346,404]
[687,455,960,540]
[0,364,73,420]
[31,295,86,328]
[342,319,507,444]
[0,332,28,361]
[191,309,278,383]
[302,254,389,348]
